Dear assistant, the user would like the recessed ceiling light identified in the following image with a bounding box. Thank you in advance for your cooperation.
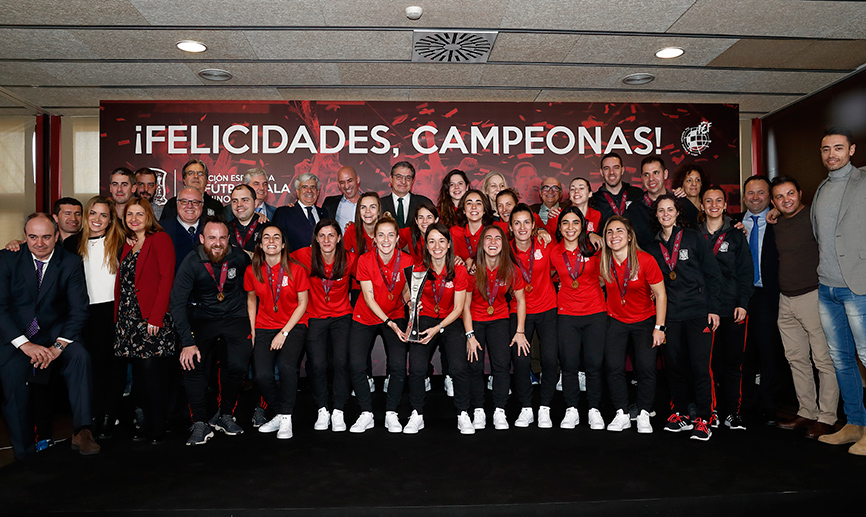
[177,40,207,53]
[198,68,232,81]
[622,73,655,86]
[655,47,684,59]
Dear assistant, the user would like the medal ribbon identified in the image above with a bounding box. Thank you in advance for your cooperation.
[610,257,630,301]
[705,232,726,256]
[265,263,284,312]
[562,249,585,285]
[431,271,446,309]
[321,261,335,297]
[485,267,501,310]
[204,261,228,298]
[233,219,258,249]
[602,192,627,216]
[658,229,683,274]
[512,241,535,286]
[464,229,478,258]
[376,253,400,295]
[643,192,652,207]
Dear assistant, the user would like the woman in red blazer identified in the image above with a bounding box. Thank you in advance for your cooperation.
[114,197,176,444]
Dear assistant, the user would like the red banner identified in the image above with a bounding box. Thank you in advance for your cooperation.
[100,100,739,207]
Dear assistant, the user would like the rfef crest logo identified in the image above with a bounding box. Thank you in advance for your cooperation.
[681,121,712,156]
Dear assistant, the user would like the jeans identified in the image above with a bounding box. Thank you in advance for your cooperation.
[818,284,866,426]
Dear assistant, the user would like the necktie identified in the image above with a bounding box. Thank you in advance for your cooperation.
[26,260,44,338]
[749,215,760,285]
[187,226,195,235]
[305,206,315,227]
[397,197,405,227]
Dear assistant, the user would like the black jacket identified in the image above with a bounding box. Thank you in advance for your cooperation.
[700,217,755,316]
[648,226,723,321]
[591,182,644,230]
[170,244,251,348]
[627,192,701,251]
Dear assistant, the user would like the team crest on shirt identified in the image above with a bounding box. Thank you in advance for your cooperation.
[719,242,730,253]
[534,249,544,260]
[587,222,595,232]
[445,281,454,288]
[678,250,689,261]
[282,277,289,287]
[207,208,216,216]
[227,267,237,279]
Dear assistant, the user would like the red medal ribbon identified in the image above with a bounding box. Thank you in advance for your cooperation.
[233,219,258,249]
[562,249,585,286]
[464,228,478,258]
[265,263,284,313]
[376,253,400,297]
[512,241,535,287]
[602,192,628,216]
[610,257,630,301]
[321,261,335,297]
[704,232,726,256]
[204,261,228,299]
[658,229,683,274]
[485,267,501,311]
[431,270,446,311]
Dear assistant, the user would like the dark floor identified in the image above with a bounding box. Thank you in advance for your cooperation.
[0,377,862,515]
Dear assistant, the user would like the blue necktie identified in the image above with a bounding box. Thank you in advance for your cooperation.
[305,206,315,227]
[749,215,760,285]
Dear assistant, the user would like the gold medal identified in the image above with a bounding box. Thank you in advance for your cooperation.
[525,285,533,293]
[324,295,330,303]
[487,305,495,315]
[621,298,626,306]
[217,292,225,302]
[388,292,394,301]
[434,305,440,315]
[572,280,579,289]
[669,271,677,281]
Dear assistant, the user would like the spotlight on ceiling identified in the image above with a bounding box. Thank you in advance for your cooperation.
[177,40,208,53]
[406,6,423,20]
[655,47,684,59]
[198,68,232,81]
[622,73,656,86]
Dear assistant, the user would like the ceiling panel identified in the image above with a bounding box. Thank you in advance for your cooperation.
[0,29,101,60]
[71,30,260,60]
[244,30,410,60]
[479,64,623,89]
[34,62,202,86]
[487,33,580,63]
[710,39,866,70]
[130,0,325,26]
[139,87,285,101]
[4,87,153,107]
[336,63,485,87]
[499,0,696,32]
[563,35,739,67]
[669,0,866,39]
[0,62,64,86]
[738,70,848,94]
[186,62,341,85]
[0,0,149,25]
[278,88,412,101]
[407,89,540,102]
[320,1,511,28]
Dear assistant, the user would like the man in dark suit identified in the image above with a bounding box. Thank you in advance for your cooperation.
[244,168,276,220]
[272,172,328,252]
[161,187,204,271]
[322,166,361,232]
[0,213,95,459]
[736,175,785,426]
[379,161,432,229]
[159,159,224,223]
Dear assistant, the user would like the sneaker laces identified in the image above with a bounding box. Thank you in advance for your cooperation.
[694,419,709,433]
[667,413,682,424]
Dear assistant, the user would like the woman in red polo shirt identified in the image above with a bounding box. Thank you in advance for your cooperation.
[600,216,667,434]
[399,200,439,266]
[292,219,356,432]
[508,204,558,429]
[244,223,310,440]
[343,192,382,257]
[464,224,530,431]
[348,214,414,434]
[402,222,471,434]
[451,189,493,274]
[549,206,607,430]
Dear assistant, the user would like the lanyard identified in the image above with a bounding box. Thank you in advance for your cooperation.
[658,229,683,279]
[265,263,284,313]
[512,241,535,291]
[603,192,627,216]
[204,261,228,301]
[233,219,258,249]
[562,249,585,288]
[376,253,400,300]
[610,257,630,305]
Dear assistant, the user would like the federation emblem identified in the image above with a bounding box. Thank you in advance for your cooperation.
[678,249,689,261]
[227,267,237,280]
[282,277,289,287]
[719,242,730,253]
[445,281,454,288]
[534,249,544,260]
[681,121,712,156]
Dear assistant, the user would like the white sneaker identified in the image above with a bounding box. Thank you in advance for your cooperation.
[494,408,509,430]
[383,375,390,393]
[607,409,632,432]
[384,410,402,433]
[588,408,605,430]
[636,409,653,434]
[331,409,346,432]
[514,407,534,428]
[473,408,486,429]
[276,415,293,439]
[560,407,579,429]
[457,411,475,435]
[537,406,553,429]
[368,376,375,393]
[444,375,454,397]
[403,410,424,434]
[425,377,431,392]
[579,371,586,391]
[258,414,281,434]
[350,411,374,433]
[313,408,330,431]
[556,373,563,392]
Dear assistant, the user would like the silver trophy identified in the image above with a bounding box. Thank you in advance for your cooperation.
[404,267,429,343]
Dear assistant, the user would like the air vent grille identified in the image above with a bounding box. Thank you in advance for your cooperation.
[412,30,497,63]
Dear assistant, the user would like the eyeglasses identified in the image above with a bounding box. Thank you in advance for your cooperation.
[178,199,203,207]
[392,174,414,183]
[541,186,562,192]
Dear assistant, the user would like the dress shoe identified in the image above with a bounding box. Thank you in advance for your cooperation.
[849,433,866,455]
[97,415,116,440]
[71,429,101,455]
[805,422,834,439]
[777,416,816,431]
[819,423,863,445]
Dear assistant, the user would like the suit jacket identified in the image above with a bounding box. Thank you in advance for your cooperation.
[322,195,342,221]
[161,217,202,271]
[0,245,89,365]
[733,212,780,295]
[812,164,866,295]
[114,231,176,327]
[222,201,276,222]
[380,192,433,229]
[272,203,329,252]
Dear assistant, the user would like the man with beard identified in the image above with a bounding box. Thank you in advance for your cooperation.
[170,216,252,446]
[322,166,361,231]
[109,168,137,218]
[628,157,699,249]
[160,159,223,223]
[227,184,261,255]
[590,152,644,229]
[135,167,164,220]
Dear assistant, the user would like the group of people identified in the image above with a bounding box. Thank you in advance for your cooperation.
[2,126,866,460]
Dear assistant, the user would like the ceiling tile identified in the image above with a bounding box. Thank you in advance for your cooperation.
[407,89,540,102]
[320,1,511,27]
[337,63,485,87]
[244,30,410,60]
[480,64,623,88]
[487,33,580,63]
[710,39,866,70]
[564,35,739,67]
[187,62,341,85]
[71,29,260,60]
[4,87,153,107]
[34,63,202,86]
[0,62,63,87]
[278,88,412,101]
[0,0,149,25]
[140,87,285,101]
[0,29,101,60]
[500,0,696,32]
[130,0,325,26]
[738,70,848,94]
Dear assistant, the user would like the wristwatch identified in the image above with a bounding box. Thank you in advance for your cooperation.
[281,331,289,337]
[654,324,667,332]
[465,330,475,339]
[53,341,67,351]
[438,325,444,334]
